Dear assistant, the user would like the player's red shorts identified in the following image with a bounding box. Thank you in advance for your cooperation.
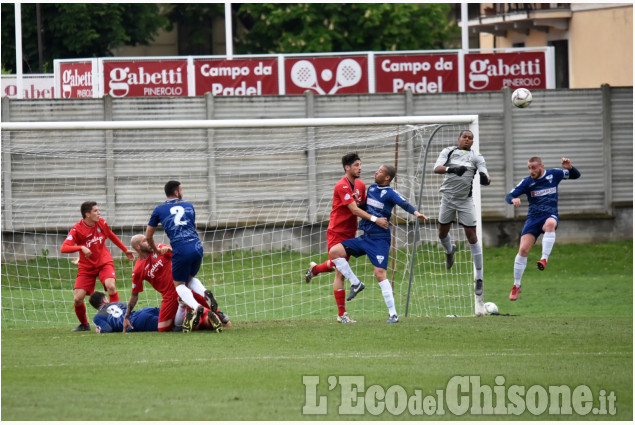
[74,263,116,294]
[158,292,179,331]
[327,230,356,261]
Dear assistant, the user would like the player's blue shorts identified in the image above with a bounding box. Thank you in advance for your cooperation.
[341,233,391,270]
[521,214,559,238]
[130,307,160,332]
[171,238,204,282]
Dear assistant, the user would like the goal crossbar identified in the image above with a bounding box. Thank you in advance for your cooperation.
[1,115,478,131]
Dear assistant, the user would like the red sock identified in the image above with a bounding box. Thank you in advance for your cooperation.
[74,303,88,325]
[334,289,346,316]
[314,260,335,276]
[109,292,119,302]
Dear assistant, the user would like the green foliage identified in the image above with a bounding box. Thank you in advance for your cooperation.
[1,3,168,73]
[235,3,459,54]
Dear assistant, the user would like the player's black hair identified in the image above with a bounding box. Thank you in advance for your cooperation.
[80,201,97,219]
[164,180,181,198]
[458,129,473,138]
[88,291,107,310]
[342,153,360,170]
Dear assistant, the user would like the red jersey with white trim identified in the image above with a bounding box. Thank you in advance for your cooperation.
[327,176,366,238]
[131,243,175,296]
[61,217,126,270]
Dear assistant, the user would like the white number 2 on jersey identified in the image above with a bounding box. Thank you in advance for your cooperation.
[170,206,188,226]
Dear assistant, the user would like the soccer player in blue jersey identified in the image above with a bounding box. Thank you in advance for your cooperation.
[89,291,159,333]
[505,157,581,301]
[145,181,220,333]
[328,165,427,323]
[434,130,491,297]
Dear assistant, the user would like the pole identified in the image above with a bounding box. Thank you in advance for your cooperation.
[461,3,469,52]
[390,132,399,287]
[225,2,233,59]
[15,2,24,99]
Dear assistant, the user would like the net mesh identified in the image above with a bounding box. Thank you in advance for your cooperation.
[1,119,480,328]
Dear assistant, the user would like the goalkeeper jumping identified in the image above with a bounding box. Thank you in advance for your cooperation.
[433,129,491,297]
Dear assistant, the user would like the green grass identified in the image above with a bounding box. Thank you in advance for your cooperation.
[1,241,633,420]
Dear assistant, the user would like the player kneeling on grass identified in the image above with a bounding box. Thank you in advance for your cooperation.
[89,291,159,333]
[329,165,427,323]
[505,157,581,301]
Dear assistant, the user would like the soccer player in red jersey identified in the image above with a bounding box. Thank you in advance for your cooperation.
[304,153,388,323]
[123,234,229,333]
[61,201,135,332]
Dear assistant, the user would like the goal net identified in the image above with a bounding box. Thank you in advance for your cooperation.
[1,115,482,328]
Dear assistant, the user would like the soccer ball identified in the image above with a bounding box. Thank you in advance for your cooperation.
[511,88,532,108]
[484,302,498,315]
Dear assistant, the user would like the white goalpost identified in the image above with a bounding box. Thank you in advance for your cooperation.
[1,115,484,328]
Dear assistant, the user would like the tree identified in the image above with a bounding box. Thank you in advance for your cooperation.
[234,3,459,54]
[1,3,168,73]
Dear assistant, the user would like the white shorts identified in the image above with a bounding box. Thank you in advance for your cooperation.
[439,196,477,227]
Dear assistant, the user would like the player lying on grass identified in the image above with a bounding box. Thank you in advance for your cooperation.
[505,157,581,301]
[89,291,160,333]
[328,164,427,323]
[125,235,230,333]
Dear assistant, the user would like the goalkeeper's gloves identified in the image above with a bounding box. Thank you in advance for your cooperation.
[446,165,467,176]
[479,172,490,186]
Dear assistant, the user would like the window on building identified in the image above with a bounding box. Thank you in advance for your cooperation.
[549,40,570,88]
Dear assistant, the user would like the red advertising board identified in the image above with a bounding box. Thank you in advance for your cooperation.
[464,52,547,91]
[194,58,278,96]
[375,54,459,94]
[285,57,368,95]
[59,61,94,98]
[102,60,188,97]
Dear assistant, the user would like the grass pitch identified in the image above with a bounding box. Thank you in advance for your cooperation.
[1,241,632,420]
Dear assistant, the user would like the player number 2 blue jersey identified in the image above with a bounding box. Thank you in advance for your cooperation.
[148,198,200,246]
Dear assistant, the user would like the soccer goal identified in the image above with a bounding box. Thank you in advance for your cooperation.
[1,115,483,328]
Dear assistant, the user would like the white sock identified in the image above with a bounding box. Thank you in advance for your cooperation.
[187,277,206,296]
[541,232,556,261]
[378,279,397,316]
[332,258,360,286]
[439,235,453,254]
[176,284,200,310]
[513,254,527,287]
[174,303,186,327]
[469,242,483,280]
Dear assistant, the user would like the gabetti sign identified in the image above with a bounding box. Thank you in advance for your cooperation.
[1,75,54,99]
[50,48,553,98]
[375,54,459,93]
[58,61,94,98]
[194,58,278,96]
[464,52,547,91]
[102,60,188,97]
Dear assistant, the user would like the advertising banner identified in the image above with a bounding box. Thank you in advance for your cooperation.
[194,58,278,96]
[464,52,547,91]
[374,54,459,94]
[102,60,188,97]
[2,75,55,99]
[59,61,95,98]
[285,56,368,95]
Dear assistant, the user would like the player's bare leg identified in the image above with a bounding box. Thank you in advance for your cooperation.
[510,234,536,300]
[538,218,558,271]
[104,277,119,302]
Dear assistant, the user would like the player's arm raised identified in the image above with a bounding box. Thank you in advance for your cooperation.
[346,202,389,229]
[145,225,161,255]
[561,157,581,179]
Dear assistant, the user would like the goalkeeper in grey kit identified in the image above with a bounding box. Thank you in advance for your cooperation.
[433,129,491,296]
